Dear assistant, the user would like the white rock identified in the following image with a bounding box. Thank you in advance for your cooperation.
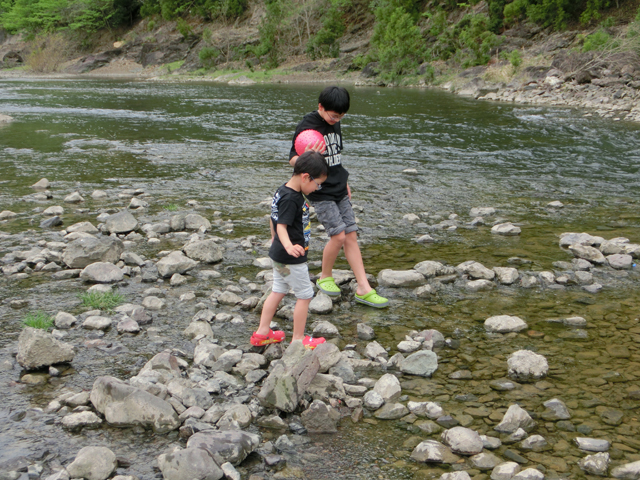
[484,315,527,333]
[507,350,548,382]
[491,222,521,236]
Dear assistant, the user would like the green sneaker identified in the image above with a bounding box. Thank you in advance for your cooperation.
[316,276,341,297]
[354,289,389,308]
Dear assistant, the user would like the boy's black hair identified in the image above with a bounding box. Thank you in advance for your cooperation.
[318,86,350,114]
[294,151,328,178]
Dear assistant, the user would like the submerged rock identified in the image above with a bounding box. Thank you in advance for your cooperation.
[66,446,117,480]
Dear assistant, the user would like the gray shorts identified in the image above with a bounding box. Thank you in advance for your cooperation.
[272,262,314,300]
[312,196,358,237]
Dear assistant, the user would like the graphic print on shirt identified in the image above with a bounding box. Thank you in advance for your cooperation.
[302,200,310,251]
[271,190,281,222]
[323,132,342,167]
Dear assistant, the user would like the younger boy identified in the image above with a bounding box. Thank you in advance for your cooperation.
[289,86,388,308]
[250,151,329,349]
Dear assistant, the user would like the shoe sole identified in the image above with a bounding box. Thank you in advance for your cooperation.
[251,338,283,347]
[316,281,341,297]
[354,297,389,308]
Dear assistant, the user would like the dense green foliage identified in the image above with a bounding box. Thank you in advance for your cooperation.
[306,1,345,59]
[139,0,246,20]
[22,311,53,329]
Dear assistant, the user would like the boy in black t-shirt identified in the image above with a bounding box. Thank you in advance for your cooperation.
[289,86,389,308]
[250,151,329,350]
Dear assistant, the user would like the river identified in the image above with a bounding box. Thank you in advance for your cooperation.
[1,79,640,479]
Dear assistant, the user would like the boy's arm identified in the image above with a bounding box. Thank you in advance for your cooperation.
[269,217,275,242]
[276,224,305,258]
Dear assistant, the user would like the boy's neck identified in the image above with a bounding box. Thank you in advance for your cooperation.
[285,176,302,192]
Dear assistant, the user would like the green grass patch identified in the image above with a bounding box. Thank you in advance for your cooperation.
[163,203,179,211]
[23,311,54,329]
[79,290,125,311]
[165,60,184,73]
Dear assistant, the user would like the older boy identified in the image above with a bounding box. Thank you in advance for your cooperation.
[289,86,388,308]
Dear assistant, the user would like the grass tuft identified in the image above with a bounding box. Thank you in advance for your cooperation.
[23,311,54,329]
[163,204,179,211]
[79,290,125,311]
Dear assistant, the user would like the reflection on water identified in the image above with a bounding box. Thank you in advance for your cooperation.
[0,79,640,479]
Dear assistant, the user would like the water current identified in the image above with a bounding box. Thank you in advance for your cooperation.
[1,79,640,479]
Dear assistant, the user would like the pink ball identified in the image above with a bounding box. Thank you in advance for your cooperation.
[294,129,325,156]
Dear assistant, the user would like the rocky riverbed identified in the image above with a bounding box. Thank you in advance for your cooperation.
[1,174,640,480]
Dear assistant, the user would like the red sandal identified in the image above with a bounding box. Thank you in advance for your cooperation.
[250,329,285,347]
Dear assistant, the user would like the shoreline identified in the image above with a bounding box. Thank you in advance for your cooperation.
[2,63,640,124]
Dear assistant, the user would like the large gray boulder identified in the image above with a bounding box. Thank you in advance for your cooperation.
[568,244,606,264]
[90,376,179,433]
[17,327,75,370]
[183,239,223,263]
[66,446,117,480]
[410,440,459,464]
[457,261,495,280]
[157,251,199,277]
[63,236,124,269]
[378,269,426,287]
[400,350,438,377]
[105,210,138,234]
[157,447,223,480]
[79,262,124,283]
[413,260,447,278]
[373,373,402,402]
[187,430,261,466]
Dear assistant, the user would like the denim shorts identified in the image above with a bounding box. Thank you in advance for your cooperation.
[312,196,358,237]
[272,262,314,300]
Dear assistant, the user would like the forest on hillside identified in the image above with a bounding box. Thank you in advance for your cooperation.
[1,0,640,78]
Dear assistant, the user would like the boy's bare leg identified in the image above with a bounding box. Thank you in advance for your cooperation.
[320,231,346,279]
[256,291,286,335]
[291,298,312,341]
[344,231,372,296]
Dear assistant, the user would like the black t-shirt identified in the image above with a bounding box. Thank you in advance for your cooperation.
[289,111,349,202]
[269,184,310,265]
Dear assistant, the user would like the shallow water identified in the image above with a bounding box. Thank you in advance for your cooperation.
[1,79,640,479]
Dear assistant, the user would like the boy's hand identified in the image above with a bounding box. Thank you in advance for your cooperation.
[285,244,305,258]
[305,139,326,154]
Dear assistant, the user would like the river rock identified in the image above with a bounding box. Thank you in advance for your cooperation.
[414,260,447,277]
[64,191,84,203]
[575,437,610,451]
[143,296,165,311]
[185,213,211,230]
[157,447,223,480]
[493,267,519,284]
[600,238,628,255]
[61,411,103,430]
[507,350,548,382]
[441,426,483,455]
[104,209,138,234]
[568,244,606,264]
[513,468,544,480]
[186,430,260,465]
[63,236,124,269]
[365,340,388,359]
[491,222,521,235]
[373,373,402,402]
[607,253,633,269]
[40,216,63,228]
[312,342,341,373]
[157,251,198,277]
[559,232,602,247]
[470,207,496,216]
[440,473,471,480]
[542,398,571,420]
[301,399,340,433]
[470,452,502,470]
[400,350,438,377]
[80,262,124,283]
[66,446,117,480]
[218,291,242,305]
[43,206,63,216]
[54,312,77,329]
[0,210,17,220]
[17,327,75,370]
[91,376,180,433]
[83,316,112,330]
[579,452,609,476]
[67,221,98,234]
[313,320,339,338]
[309,292,333,314]
[129,197,148,209]
[491,462,521,480]
[364,390,385,409]
[410,439,455,463]
[183,321,213,339]
[457,261,495,280]
[611,460,640,479]
[378,269,426,287]
[183,239,223,263]
[357,323,375,340]
[408,401,445,419]
[117,317,140,333]
[494,404,537,433]
[32,178,49,189]
[374,402,409,419]
[485,315,527,333]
